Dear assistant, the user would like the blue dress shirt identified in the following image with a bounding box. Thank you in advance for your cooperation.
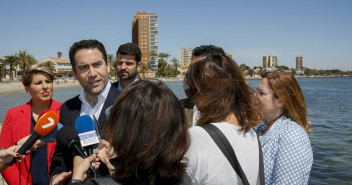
[256,116,313,185]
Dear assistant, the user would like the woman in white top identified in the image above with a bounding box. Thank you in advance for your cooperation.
[184,54,262,184]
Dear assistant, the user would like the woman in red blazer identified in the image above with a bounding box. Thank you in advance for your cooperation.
[0,62,62,185]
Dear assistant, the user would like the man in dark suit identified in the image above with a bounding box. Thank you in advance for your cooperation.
[50,39,120,184]
[181,45,226,128]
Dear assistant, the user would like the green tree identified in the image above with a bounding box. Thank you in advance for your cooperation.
[0,63,9,82]
[157,58,167,77]
[164,53,170,63]
[57,51,62,58]
[248,69,255,77]
[44,61,56,72]
[239,63,250,72]
[17,50,36,73]
[171,58,180,76]
[4,55,19,80]
[291,68,296,75]
[277,65,289,71]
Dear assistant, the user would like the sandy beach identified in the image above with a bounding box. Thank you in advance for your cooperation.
[0,80,81,96]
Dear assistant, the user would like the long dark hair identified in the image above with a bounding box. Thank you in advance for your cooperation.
[184,54,262,132]
[104,80,190,185]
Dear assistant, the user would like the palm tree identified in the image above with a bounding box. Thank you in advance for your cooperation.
[171,58,179,75]
[17,50,36,73]
[44,61,56,72]
[57,51,62,58]
[4,55,19,80]
[0,63,9,83]
[150,51,158,59]
[164,53,170,63]
[158,52,166,60]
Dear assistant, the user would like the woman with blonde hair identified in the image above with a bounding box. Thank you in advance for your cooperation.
[256,71,313,184]
[0,62,62,185]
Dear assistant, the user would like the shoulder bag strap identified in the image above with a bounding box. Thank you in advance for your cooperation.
[200,124,250,185]
[255,128,265,185]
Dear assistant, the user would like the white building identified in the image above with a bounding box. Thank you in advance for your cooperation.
[41,57,72,76]
[180,48,193,66]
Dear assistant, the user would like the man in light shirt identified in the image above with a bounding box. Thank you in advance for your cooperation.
[50,39,120,184]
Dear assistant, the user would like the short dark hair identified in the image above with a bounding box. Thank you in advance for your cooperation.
[105,80,190,184]
[69,39,107,73]
[192,45,225,60]
[185,54,262,132]
[116,43,142,63]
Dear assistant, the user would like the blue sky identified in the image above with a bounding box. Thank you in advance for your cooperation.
[1,0,351,71]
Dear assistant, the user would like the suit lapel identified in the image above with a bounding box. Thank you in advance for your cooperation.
[98,85,120,128]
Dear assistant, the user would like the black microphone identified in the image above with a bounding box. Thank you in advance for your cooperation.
[9,110,59,166]
[56,126,95,174]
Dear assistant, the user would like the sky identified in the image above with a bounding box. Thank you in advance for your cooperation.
[1,0,352,71]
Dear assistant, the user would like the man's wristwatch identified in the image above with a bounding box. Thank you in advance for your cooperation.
[70,179,83,184]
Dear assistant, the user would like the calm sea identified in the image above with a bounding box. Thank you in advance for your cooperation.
[1,77,351,184]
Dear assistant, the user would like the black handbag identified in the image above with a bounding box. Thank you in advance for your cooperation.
[199,124,265,185]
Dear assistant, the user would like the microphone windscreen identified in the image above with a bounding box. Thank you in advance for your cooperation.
[34,110,59,137]
[75,115,95,134]
[56,126,79,147]
[38,109,50,119]
[41,123,63,143]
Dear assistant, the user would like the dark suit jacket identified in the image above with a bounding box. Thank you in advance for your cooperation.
[50,82,120,180]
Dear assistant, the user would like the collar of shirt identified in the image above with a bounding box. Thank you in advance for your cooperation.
[79,82,112,119]
[258,115,288,144]
[117,75,140,91]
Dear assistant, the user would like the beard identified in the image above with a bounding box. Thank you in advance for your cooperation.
[118,70,138,81]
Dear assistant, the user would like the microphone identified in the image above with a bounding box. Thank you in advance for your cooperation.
[41,123,63,143]
[75,115,100,156]
[56,126,95,174]
[9,110,59,166]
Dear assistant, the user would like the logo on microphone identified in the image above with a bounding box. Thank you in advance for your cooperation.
[78,131,99,147]
[42,117,55,128]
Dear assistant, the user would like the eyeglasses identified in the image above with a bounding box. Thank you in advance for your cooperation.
[255,88,277,98]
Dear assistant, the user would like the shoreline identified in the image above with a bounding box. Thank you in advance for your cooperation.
[0,80,81,96]
[1,75,350,96]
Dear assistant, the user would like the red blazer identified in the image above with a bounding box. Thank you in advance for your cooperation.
[0,99,62,185]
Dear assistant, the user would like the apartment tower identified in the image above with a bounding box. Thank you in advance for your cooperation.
[296,56,304,70]
[180,48,193,66]
[263,55,278,68]
[132,11,159,72]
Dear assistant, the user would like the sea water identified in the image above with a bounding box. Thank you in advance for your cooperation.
[1,77,351,184]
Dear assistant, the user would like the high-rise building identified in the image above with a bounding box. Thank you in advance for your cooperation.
[263,55,278,68]
[132,11,158,71]
[180,48,193,66]
[296,56,304,70]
